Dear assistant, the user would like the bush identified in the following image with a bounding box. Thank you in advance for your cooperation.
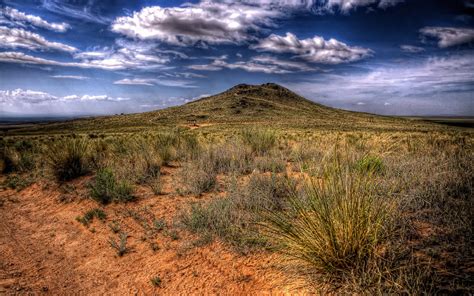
[45,138,90,181]
[241,128,277,155]
[89,168,134,204]
[263,161,388,282]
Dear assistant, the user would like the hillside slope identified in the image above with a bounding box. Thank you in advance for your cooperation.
[1,83,447,135]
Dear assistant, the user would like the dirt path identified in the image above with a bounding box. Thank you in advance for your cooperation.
[0,173,298,295]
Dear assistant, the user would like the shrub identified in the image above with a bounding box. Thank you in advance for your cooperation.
[150,276,162,287]
[355,155,385,174]
[108,232,128,256]
[181,157,217,195]
[241,128,277,155]
[89,168,134,204]
[45,138,90,181]
[76,208,106,226]
[262,161,389,284]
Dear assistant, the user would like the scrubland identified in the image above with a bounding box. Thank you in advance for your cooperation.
[1,125,472,294]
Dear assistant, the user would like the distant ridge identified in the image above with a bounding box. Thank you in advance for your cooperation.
[1,83,447,135]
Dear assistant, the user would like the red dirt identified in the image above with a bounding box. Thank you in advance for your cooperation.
[0,170,302,295]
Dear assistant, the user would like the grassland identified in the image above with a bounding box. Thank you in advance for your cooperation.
[0,84,472,294]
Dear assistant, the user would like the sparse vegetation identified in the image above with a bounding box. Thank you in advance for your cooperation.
[0,83,472,294]
[76,208,107,227]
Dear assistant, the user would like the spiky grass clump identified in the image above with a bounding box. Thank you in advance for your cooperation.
[263,160,389,284]
[45,138,90,181]
[90,168,134,204]
[241,128,277,155]
[355,155,385,174]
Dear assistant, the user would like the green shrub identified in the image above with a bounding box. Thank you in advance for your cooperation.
[355,155,385,174]
[108,232,128,256]
[76,208,106,226]
[90,168,134,204]
[241,128,277,155]
[45,138,90,181]
[263,161,388,281]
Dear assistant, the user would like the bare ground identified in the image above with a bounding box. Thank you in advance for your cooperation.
[0,169,300,295]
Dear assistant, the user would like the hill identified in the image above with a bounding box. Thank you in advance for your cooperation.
[0,83,451,135]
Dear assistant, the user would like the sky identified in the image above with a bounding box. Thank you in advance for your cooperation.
[0,0,473,117]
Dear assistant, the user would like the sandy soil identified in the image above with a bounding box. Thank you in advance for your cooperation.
[0,169,300,295]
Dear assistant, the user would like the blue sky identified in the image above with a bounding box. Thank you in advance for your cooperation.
[0,0,473,117]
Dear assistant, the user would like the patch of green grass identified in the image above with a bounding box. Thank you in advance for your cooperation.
[89,168,134,204]
[2,174,33,191]
[355,155,385,174]
[241,128,277,155]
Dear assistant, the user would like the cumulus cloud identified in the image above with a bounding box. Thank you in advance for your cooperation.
[111,2,281,46]
[0,26,77,52]
[0,6,70,32]
[420,26,474,48]
[0,88,132,116]
[189,55,315,74]
[400,45,425,53]
[0,89,127,104]
[252,32,372,64]
[285,53,474,115]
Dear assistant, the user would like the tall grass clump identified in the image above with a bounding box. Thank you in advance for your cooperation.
[355,154,385,174]
[241,128,277,155]
[90,168,134,204]
[45,138,90,181]
[263,159,390,286]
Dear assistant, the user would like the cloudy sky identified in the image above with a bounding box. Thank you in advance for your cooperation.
[0,0,473,117]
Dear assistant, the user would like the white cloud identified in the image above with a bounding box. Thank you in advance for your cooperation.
[0,89,127,104]
[41,0,111,24]
[420,27,474,48]
[400,45,425,53]
[114,77,197,88]
[0,6,70,32]
[285,53,474,115]
[51,75,89,80]
[0,88,132,116]
[0,26,77,52]
[189,54,316,74]
[0,50,171,71]
[252,32,372,64]
[323,0,404,12]
[111,2,281,46]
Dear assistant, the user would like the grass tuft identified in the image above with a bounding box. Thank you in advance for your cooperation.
[45,138,90,181]
[89,168,134,204]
